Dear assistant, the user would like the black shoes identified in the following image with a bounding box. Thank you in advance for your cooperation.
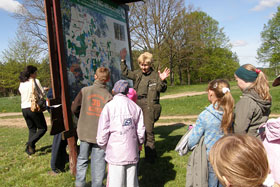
[144,147,157,164]
[25,144,35,155]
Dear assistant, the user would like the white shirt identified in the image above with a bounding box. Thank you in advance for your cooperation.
[18,78,44,109]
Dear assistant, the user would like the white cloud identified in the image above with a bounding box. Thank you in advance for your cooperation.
[251,0,280,11]
[268,12,276,18]
[0,0,22,13]
[231,40,248,47]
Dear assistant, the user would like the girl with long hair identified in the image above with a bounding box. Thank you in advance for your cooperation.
[19,65,47,155]
[187,79,234,187]
[234,64,271,136]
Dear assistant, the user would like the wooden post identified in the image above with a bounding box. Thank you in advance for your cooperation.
[44,0,77,175]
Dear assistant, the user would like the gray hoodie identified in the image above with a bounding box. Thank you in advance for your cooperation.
[234,88,271,137]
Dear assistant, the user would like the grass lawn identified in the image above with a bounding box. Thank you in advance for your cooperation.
[0,96,21,113]
[0,124,189,187]
[161,82,280,116]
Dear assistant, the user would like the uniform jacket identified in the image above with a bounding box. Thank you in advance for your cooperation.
[121,60,167,121]
[121,60,167,104]
[71,80,112,144]
[260,118,280,184]
[96,94,145,165]
[188,104,224,155]
[234,88,271,137]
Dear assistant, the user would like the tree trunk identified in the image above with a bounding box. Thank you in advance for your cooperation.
[178,64,183,85]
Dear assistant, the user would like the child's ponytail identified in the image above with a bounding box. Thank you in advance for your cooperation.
[220,91,234,134]
[242,64,271,101]
[208,79,234,134]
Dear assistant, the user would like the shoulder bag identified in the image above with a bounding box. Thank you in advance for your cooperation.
[30,79,47,112]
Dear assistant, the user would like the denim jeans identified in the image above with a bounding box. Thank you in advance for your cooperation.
[50,133,68,172]
[208,161,223,187]
[75,141,106,187]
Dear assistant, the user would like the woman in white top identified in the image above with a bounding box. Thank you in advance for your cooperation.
[19,65,47,155]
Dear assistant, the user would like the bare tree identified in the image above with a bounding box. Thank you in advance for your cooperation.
[1,30,42,64]
[128,0,185,68]
[13,0,47,53]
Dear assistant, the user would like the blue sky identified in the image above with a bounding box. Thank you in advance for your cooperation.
[187,0,280,67]
[0,0,279,67]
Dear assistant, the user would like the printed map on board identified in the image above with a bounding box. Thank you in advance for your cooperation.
[60,0,131,101]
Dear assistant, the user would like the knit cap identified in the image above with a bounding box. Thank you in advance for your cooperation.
[112,80,129,94]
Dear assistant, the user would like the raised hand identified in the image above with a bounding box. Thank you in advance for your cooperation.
[158,67,170,81]
[120,48,127,60]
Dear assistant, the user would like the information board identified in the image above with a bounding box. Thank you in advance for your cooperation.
[60,0,132,101]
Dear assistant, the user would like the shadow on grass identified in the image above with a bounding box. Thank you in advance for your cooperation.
[138,123,185,187]
[36,145,52,155]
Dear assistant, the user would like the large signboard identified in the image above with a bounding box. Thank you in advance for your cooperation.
[60,0,131,101]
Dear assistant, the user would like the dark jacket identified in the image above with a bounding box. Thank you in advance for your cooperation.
[71,80,112,143]
[234,88,271,137]
[121,60,167,121]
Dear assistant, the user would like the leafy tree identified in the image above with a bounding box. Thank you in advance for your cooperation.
[257,6,280,75]
[0,59,23,96]
[37,56,51,87]
[0,30,50,96]
[179,10,233,84]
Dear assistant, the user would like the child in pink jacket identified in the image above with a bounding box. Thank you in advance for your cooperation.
[260,118,280,185]
[97,80,145,187]
[259,75,280,186]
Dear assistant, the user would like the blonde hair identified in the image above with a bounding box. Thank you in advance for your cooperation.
[137,52,153,65]
[95,67,110,82]
[209,134,269,187]
[208,79,234,134]
[242,64,271,101]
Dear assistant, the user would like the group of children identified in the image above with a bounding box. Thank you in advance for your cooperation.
[71,49,171,187]
[69,58,280,187]
[71,67,146,187]
[186,64,279,187]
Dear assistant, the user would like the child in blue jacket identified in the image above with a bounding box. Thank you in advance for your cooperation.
[188,79,234,187]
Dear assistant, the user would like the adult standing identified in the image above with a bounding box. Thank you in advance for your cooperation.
[120,48,170,163]
[234,64,271,137]
[19,65,48,155]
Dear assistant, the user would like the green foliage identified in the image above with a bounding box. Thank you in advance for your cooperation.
[37,57,51,87]
[198,48,239,81]
[0,30,50,96]
[0,60,23,96]
[257,6,280,72]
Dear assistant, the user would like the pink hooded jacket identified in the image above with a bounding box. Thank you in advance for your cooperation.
[96,94,145,165]
[260,118,280,184]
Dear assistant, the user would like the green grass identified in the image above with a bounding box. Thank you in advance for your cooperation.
[0,96,21,113]
[0,124,189,187]
[161,84,208,96]
[161,82,280,116]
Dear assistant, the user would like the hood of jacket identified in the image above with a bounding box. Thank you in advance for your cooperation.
[261,118,280,141]
[243,89,271,114]
[205,104,223,122]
